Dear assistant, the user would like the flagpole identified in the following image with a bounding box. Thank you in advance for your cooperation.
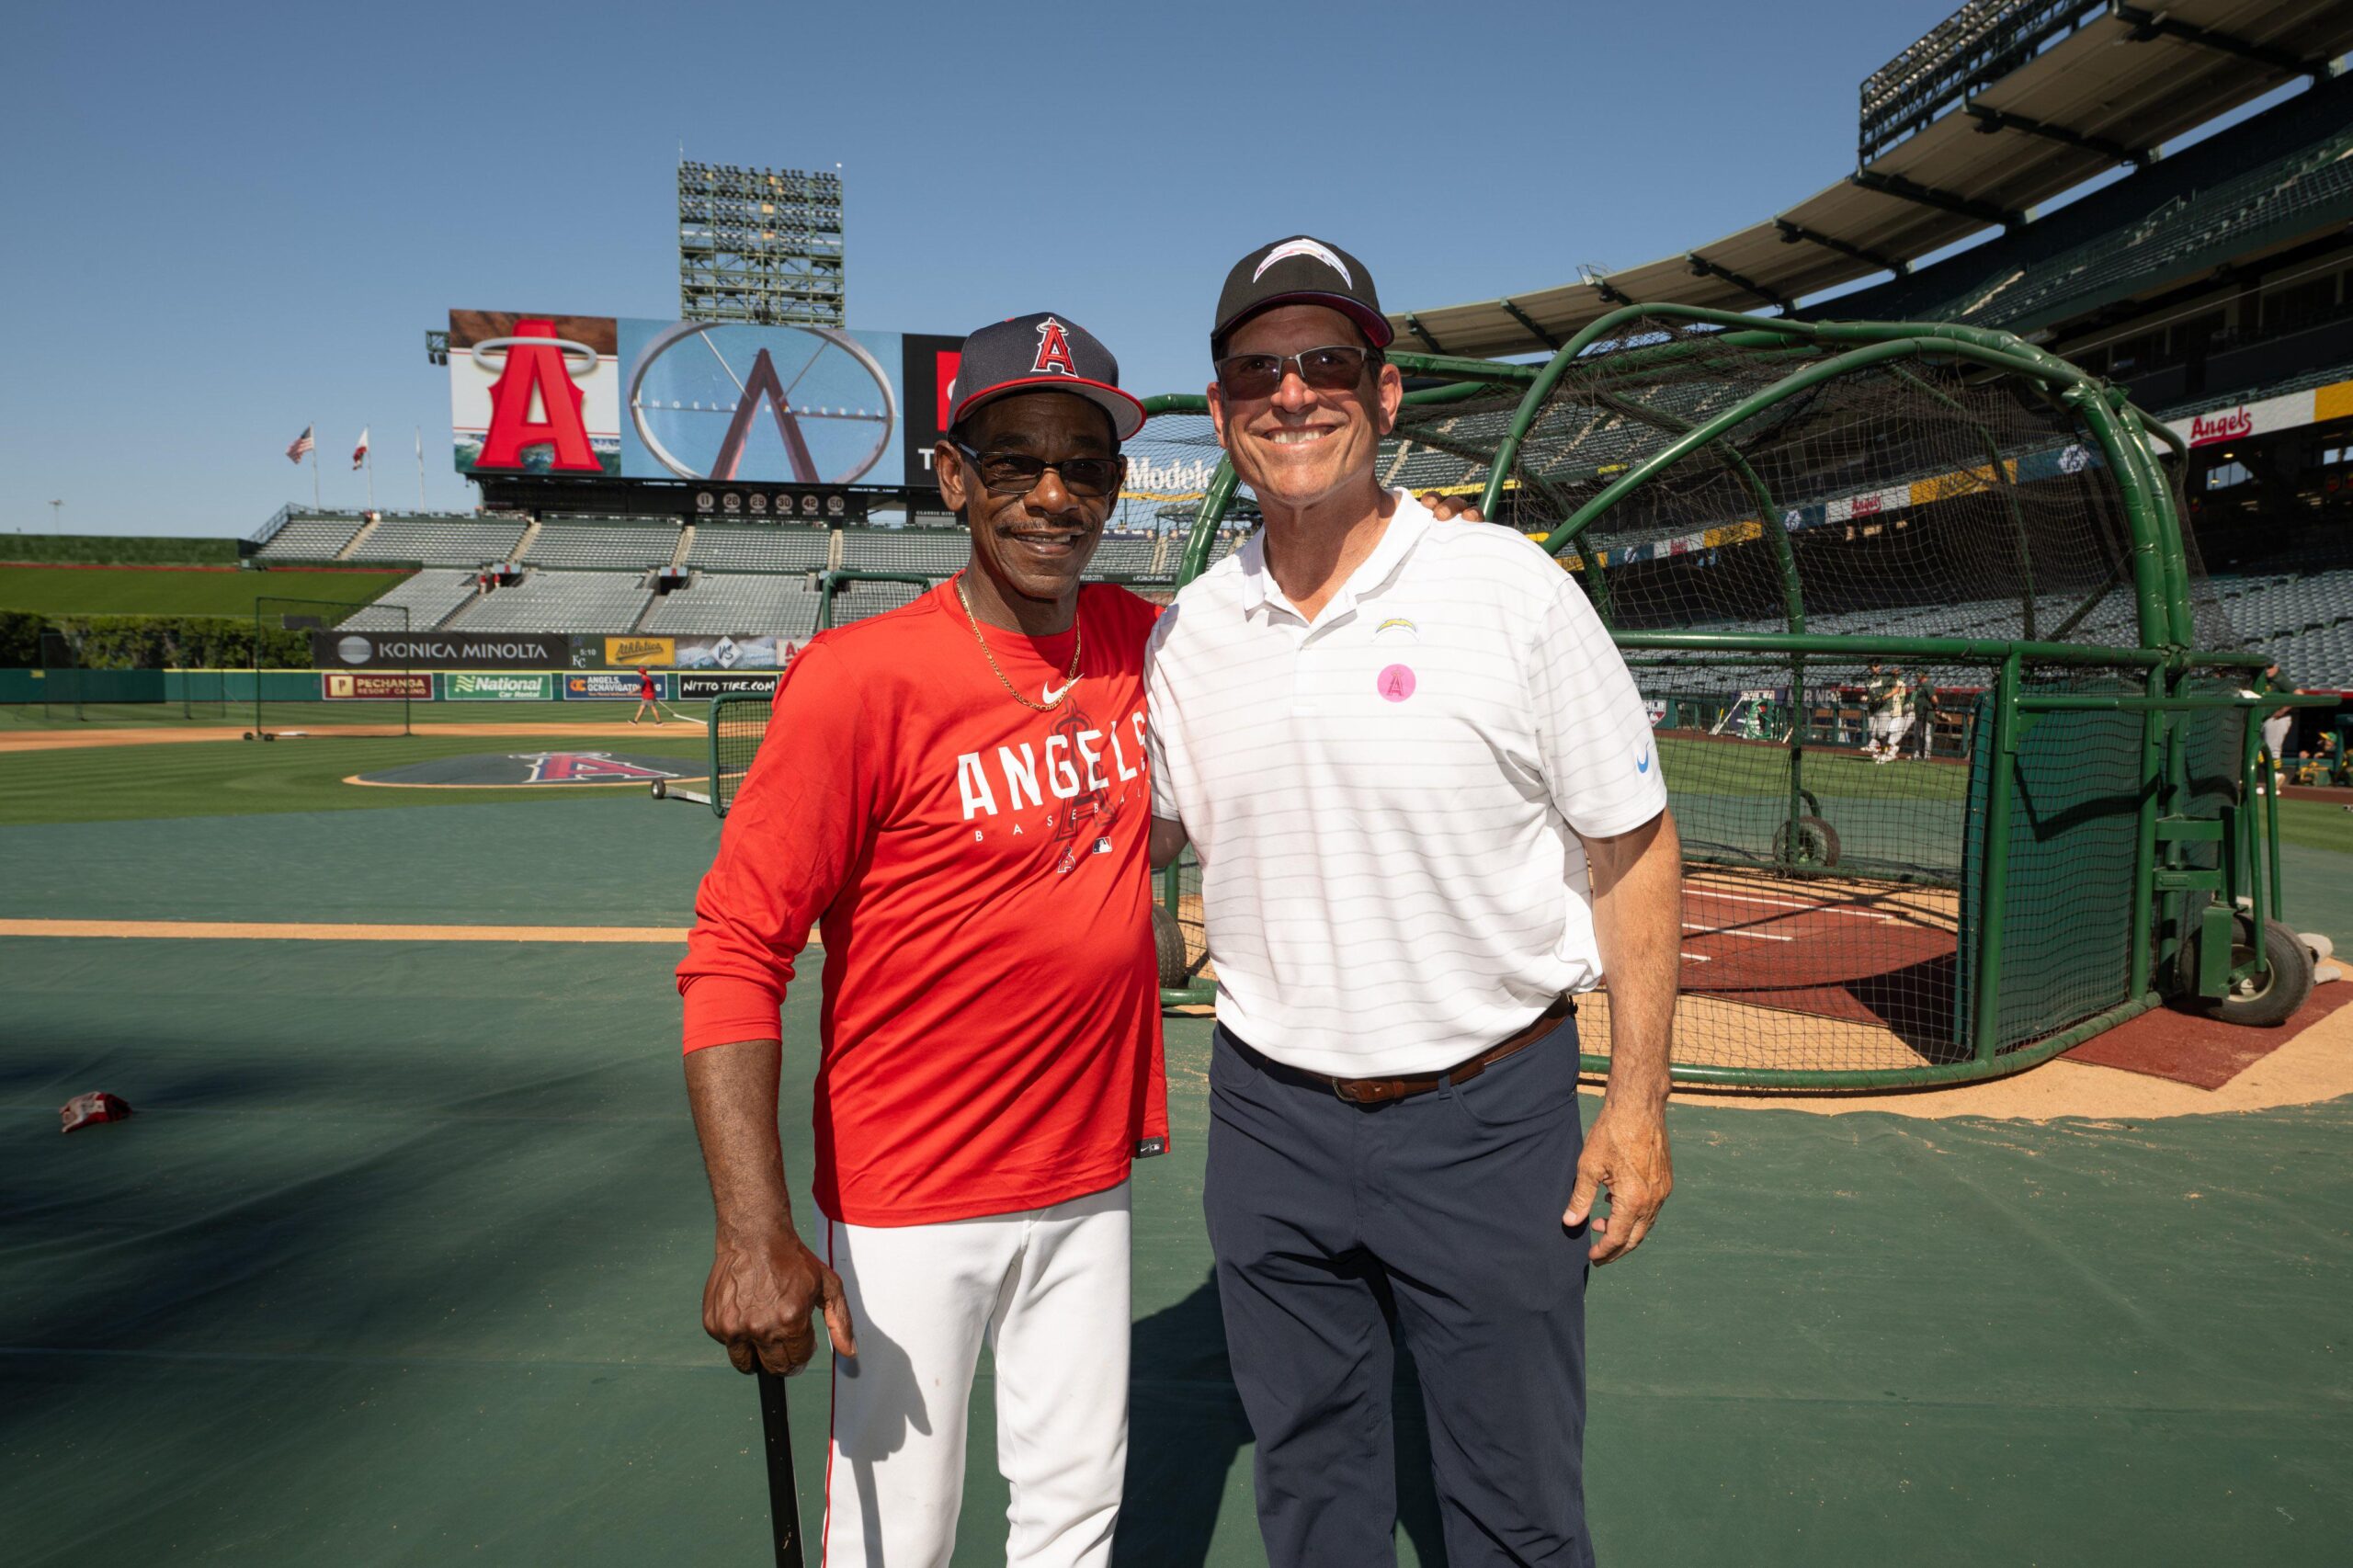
[415,426,427,507]
[311,432,322,510]
[367,446,377,512]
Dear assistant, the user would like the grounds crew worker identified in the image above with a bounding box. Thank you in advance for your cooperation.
[678,312,1167,1568]
[1144,237,1682,1566]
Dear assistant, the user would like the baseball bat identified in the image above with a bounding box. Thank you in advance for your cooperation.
[756,1367,806,1567]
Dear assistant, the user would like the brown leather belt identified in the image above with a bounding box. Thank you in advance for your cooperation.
[1242,997,1574,1106]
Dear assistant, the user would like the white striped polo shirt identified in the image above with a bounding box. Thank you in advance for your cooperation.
[1144,491,1668,1075]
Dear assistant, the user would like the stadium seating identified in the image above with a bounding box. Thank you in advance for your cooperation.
[348,515,529,566]
[828,581,927,625]
[523,517,682,570]
[339,569,480,631]
[1836,73,2353,335]
[442,570,651,632]
[1087,533,1165,581]
[639,574,823,638]
[838,528,970,576]
[683,526,834,574]
[255,515,368,561]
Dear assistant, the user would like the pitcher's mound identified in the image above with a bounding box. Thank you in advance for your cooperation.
[349,752,690,789]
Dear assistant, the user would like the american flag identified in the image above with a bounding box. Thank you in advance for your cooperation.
[285,425,315,463]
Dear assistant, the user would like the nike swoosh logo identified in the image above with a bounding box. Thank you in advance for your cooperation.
[1636,749,1651,773]
[1042,680,1074,703]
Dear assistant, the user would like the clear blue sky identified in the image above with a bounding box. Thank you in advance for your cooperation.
[0,0,2069,537]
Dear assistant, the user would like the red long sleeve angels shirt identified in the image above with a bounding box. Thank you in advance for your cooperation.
[677,580,1169,1227]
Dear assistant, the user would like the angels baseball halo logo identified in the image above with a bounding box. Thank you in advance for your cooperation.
[1032,318,1078,377]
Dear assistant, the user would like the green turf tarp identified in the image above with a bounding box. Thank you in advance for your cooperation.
[2,802,2349,1564]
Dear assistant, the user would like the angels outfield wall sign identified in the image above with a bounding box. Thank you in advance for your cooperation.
[313,632,567,670]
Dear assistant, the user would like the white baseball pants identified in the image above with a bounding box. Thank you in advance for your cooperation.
[819,1180,1131,1567]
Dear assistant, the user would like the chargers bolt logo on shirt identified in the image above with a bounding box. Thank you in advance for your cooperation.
[1032,318,1078,377]
[1377,665,1416,702]
[1256,238,1353,286]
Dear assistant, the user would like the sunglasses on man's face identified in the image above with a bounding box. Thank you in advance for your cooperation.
[950,441,1124,499]
[1214,345,1378,400]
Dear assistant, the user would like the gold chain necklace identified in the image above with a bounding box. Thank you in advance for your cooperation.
[954,574,1082,712]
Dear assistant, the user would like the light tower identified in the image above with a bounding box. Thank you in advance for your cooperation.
[677,162,846,326]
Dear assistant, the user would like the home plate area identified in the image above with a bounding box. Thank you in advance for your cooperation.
[347,752,693,788]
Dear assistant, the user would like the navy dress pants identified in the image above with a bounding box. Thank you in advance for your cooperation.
[1204,1020,1595,1568]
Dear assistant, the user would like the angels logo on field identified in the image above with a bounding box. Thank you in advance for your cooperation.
[516,752,676,783]
[1032,318,1078,377]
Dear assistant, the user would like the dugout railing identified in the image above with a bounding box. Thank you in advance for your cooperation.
[1140,308,2339,1089]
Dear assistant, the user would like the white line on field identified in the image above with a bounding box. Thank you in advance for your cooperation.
[1682,886,1895,922]
[1682,921,1793,942]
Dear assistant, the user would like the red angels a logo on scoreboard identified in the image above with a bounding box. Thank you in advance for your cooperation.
[477,318,602,472]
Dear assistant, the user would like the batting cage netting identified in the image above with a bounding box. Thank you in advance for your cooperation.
[1139,309,2314,1088]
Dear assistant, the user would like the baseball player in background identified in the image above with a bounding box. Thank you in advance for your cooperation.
[1864,661,1911,763]
[676,312,1167,1568]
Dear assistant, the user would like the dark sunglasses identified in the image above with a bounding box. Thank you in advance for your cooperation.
[950,440,1125,499]
[1214,345,1380,399]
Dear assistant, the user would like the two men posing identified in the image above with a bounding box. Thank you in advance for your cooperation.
[677,240,1681,1566]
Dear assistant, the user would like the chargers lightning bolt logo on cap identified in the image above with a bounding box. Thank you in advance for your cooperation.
[1255,238,1353,286]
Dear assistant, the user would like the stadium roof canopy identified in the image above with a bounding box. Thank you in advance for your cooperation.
[1392,0,2353,358]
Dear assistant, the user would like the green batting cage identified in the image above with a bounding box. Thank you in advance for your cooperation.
[1147,306,2333,1089]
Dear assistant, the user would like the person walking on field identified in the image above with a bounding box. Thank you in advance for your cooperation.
[676,312,1168,1568]
[1145,236,1683,1567]
[629,666,665,725]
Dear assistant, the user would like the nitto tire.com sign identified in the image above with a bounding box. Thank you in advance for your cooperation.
[313,632,566,671]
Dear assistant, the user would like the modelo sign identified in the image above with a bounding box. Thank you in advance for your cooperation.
[313,632,567,670]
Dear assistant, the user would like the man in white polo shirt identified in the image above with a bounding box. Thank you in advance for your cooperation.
[1145,236,1682,1567]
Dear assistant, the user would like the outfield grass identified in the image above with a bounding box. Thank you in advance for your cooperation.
[2275,795,2353,856]
[1660,731,1970,802]
[0,699,697,731]
[0,564,408,619]
[0,731,711,824]
[0,532,241,565]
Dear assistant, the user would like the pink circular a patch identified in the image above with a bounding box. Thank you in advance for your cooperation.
[1377,664,1416,702]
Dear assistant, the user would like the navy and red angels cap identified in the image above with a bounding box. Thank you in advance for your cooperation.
[1211,235,1393,356]
[948,312,1146,441]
